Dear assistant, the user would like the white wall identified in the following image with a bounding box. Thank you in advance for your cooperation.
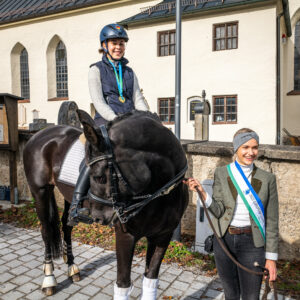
[0,1,282,144]
[0,0,159,124]
[127,6,277,144]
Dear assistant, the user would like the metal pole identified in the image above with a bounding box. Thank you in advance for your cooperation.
[172,0,182,242]
[175,0,181,139]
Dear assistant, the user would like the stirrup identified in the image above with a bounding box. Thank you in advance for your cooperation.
[68,199,93,226]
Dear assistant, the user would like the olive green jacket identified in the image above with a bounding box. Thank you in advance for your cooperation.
[209,165,279,256]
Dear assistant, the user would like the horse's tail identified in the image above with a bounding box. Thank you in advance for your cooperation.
[35,186,62,260]
[47,192,62,259]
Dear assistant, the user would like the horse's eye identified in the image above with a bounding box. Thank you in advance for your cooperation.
[93,175,107,184]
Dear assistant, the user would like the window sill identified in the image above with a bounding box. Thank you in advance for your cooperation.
[48,97,69,101]
[212,121,237,125]
[162,122,175,125]
[287,90,300,96]
[18,99,30,103]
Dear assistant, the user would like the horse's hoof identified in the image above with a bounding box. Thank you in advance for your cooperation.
[42,287,55,296]
[71,273,81,282]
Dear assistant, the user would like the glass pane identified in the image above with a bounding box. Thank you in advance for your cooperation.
[20,48,30,99]
[56,41,68,97]
[170,45,175,55]
[214,114,224,122]
[227,97,236,104]
[232,38,237,49]
[164,34,169,44]
[227,38,232,49]
[220,39,225,50]
[216,40,220,51]
[220,26,225,38]
[232,25,237,36]
[170,32,175,44]
[160,34,165,45]
[227,25,232,37]
[216,27,220,39]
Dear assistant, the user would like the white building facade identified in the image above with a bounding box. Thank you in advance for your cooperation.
[0,0,299,144]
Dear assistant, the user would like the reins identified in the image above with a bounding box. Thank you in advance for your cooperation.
[196,187,278,300]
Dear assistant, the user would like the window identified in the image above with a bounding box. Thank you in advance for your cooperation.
[294,20,300,90]
[20,48,30,99]
[158,30,175,56]
[213,22,238,51]
[158,98,175,123]
[55,41,68,97]
[213,95,237,124]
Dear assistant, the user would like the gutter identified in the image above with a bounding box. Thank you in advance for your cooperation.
[276,12,284,145]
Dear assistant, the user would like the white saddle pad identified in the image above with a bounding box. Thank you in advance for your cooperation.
[58,139,85,186]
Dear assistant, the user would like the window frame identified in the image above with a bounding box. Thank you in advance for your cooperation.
[213,21,238,51]
[212,95,238,124]
[294,20,300,91]
[157,97,175,124]
[157,30,176,57]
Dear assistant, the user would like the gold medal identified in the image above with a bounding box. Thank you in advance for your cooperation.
[119,96,125,103]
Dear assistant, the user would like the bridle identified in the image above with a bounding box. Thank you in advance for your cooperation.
[86,124,187,224]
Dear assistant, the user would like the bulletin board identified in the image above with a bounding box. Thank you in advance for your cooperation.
[0,104,9,145]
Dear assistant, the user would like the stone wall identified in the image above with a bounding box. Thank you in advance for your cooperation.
[182,141,300,261]
[0,133,299,260]
[0,131,64,208]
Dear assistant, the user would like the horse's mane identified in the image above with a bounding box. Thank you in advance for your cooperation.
[107,110,161,129]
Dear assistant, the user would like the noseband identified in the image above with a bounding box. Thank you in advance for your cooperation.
[87,125,187,224]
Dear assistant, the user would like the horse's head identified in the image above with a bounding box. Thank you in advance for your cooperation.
[77,109,186,225]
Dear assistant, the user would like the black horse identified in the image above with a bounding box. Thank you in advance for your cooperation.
[23,110,189,298]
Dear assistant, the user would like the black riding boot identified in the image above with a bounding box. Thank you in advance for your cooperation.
[67,164,91,226]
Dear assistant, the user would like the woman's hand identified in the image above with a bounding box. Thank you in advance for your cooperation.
[265,259,277,281]
[183,178,207,201]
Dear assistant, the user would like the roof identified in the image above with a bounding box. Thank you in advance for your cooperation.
[0,0,118,25]
[119,0,292,37]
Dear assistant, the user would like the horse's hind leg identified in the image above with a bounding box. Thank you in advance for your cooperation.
[33,185,62,296]
[61,199,81,282]
[141,234,172,300]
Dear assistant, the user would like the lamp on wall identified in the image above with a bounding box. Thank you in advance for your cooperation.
[282,33,287,44]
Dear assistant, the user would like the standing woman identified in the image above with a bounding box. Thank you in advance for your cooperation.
[68,23,148,224]
[185,128,278,300]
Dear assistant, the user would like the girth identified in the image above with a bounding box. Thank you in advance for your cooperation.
[87,124,187,224]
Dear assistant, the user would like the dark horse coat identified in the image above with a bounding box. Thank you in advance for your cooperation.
[23,110,189,296]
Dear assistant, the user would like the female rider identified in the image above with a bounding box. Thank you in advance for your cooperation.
[68,23,148,225]
[185,128,278,300]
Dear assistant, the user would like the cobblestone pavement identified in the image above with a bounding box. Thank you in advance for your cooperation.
[0,223,294,300]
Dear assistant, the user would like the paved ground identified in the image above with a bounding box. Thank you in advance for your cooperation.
[0,223,294,300]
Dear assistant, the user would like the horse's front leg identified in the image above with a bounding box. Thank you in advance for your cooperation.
[62,199,81,282]
[114,223,136,300]
[141,233,172,300]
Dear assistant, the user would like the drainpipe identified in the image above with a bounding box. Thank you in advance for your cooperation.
[276,12,284,145]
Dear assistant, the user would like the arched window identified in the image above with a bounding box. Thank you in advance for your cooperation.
[294,20,300,90]
[20,48,30,99]
[55,41,68,97]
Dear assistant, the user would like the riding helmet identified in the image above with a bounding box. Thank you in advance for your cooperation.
[100,24,129,43]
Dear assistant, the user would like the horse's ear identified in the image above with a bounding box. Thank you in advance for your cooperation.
[76,109,102,146]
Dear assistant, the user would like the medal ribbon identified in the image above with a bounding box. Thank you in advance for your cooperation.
[108,59,125,103]
[227,161,266,241]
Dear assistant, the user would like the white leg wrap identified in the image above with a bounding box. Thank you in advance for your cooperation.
[140,276,159,300]
[68,264,80,277]
[114,283,133,300]
[42,262,57,288]
[42,275,57,289]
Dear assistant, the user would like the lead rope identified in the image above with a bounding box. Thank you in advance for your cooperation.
[196,187,278,300]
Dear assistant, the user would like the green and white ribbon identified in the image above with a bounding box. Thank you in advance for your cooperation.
[227,161,265,240]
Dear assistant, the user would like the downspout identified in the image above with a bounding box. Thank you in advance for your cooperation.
[276,12,284,145]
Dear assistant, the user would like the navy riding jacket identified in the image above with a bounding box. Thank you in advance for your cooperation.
[91,55,134,122]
